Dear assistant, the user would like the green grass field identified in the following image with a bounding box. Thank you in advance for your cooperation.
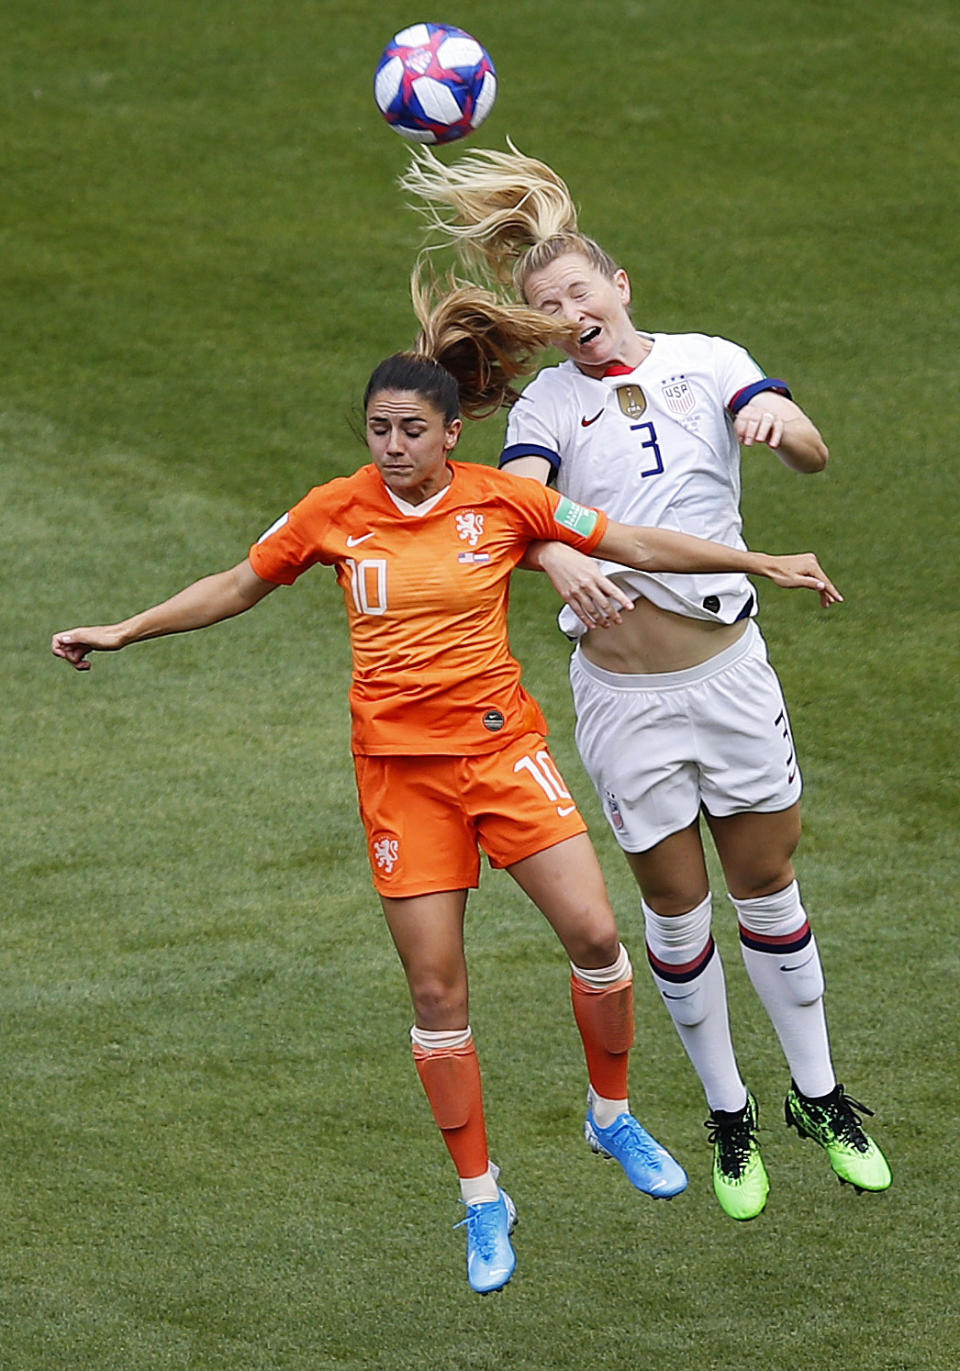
[2,1,958,1366]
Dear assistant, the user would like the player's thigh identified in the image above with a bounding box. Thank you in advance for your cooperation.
[624,819,711,916]
[354,753,481,897]
[705,804,802,899]
[507,832,621,970]
[379,888,471,1029]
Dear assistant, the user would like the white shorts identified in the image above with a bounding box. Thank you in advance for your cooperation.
[569,620,802,853]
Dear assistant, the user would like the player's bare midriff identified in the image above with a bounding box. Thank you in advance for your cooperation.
[580,594,749,675]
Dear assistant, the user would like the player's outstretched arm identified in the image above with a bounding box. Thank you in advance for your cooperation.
[597,523,843,608]
[51,559,278,671]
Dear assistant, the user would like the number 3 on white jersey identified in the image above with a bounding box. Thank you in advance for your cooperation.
[514,750,577,815]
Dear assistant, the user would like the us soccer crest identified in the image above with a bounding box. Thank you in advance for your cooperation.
[660,375,695,415]
[616,384,647,419]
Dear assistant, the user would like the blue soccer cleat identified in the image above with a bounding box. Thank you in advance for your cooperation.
[457,1188,518,1294]
[585,1100,688,1198]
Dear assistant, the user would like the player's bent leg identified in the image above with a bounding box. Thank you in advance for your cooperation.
[712,812,891,1193]
[710,809,836,1098]
[705,804,801,901]
[508,840,687,1199]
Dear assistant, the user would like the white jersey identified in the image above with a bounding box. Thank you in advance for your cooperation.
[500,331,789,634]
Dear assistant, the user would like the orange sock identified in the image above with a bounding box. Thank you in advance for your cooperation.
[412,1038,490,1179]
[570,975,635,1100]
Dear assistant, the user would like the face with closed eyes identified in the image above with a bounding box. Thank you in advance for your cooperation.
[522,251,647,377]
[365,389,462,505]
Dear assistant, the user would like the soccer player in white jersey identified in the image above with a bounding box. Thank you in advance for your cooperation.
[400,143,892,1220]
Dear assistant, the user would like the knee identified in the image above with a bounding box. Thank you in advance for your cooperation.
[408,974,468,1030]
[567,921,621,973]
[728,860,797,901]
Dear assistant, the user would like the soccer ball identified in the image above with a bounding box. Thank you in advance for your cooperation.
[374,22,497,144]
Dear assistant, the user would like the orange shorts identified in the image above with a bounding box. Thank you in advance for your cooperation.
[353,731,588,897]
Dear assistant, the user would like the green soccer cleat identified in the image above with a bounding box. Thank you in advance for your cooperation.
[705,1091,770,1221]
[784,1082,892,1193]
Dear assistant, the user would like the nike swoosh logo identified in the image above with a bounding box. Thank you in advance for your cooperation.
[780,954,815,973]
[580,410,603,427]
[346,533,375,547]
[557,804,577,817]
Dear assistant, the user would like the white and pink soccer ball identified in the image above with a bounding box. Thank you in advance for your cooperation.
[374,22,497,144]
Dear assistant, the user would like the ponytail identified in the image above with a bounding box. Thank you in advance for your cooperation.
[411,264,576,419]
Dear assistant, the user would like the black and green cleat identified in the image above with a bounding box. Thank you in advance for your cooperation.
[785,1083,892,1193]
[705,1090,770,1221]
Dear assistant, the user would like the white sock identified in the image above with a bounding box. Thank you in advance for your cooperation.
[570,942,632,988]
[410,1025,472,1052]
[459,1164,501,1206]
[586,1084,630,1130]
[732,880,836,1098]
[644,894,747,1114]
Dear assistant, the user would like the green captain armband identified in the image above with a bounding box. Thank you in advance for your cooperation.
[553,496,599,538]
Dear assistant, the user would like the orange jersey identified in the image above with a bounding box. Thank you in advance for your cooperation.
[249,460,608,756]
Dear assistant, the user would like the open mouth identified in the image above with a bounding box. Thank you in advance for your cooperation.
[579,326,601,346]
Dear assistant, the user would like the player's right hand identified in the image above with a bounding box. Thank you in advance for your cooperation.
[51,626,122,670]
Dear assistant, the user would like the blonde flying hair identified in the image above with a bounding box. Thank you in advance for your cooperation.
[401,142,622,416]
[399,140,621,291]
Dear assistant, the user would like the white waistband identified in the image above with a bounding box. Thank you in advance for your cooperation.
[572,619,760,691]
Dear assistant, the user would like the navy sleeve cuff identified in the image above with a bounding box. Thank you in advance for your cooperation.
[499,443,561,473]
[728,378,792,414]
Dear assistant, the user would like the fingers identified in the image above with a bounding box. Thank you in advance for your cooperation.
[772,555,843,605]
[51,632,93,669]
[804,555,843,604]
[568,577,634,629]
[572,596,622,629]
[736,409,783,448]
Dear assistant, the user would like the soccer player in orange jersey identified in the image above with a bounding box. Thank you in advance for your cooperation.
[52,348,840,1295]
